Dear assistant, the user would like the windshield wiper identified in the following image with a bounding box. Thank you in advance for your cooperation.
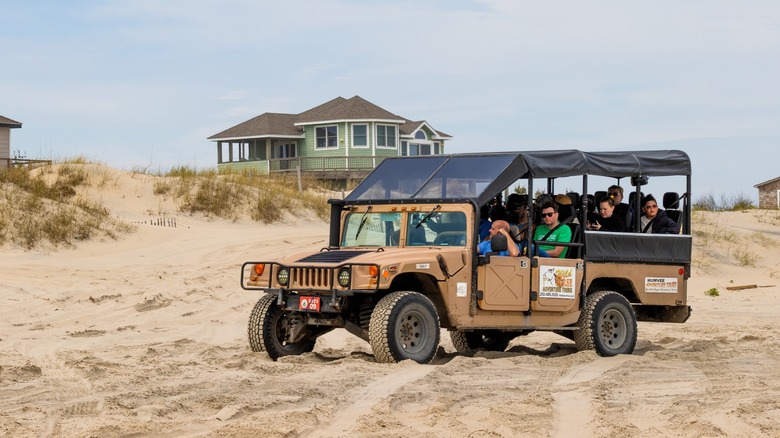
[415,205,441,229]
[354,205,373,239]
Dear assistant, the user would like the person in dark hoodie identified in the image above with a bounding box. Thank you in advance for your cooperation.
[640,194,679,234]
[587,197,626,232]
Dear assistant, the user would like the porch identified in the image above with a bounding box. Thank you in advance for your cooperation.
[217,155,390,180]
[0,158,53,169]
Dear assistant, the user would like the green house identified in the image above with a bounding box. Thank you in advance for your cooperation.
[208,96,451,178]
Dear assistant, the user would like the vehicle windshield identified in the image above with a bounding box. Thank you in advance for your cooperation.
[342,212,402,247]
[341,211,468,247]
[407,211,467,247]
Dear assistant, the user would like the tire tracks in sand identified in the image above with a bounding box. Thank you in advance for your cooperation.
[302,363,436,437]
[550,355,634,438]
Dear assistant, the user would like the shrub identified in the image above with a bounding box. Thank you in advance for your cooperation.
[693,192,756,211]
[704,288,719,297]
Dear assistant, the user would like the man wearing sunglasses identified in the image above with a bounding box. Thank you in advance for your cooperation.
[640,194,679,234]
[608,185,632,227]
[532,201,572,257]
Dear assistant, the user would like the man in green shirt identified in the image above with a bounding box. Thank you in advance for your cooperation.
[533,201,572,258]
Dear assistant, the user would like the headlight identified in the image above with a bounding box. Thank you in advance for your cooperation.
[277,268,289,286]
[337,268,350,287]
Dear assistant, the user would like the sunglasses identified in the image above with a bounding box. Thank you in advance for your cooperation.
[645,204,658,209]
[541,212,555,218]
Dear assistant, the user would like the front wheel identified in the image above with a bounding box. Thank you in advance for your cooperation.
[369,291,440,364]
[575,291,637,356]
[248,294,316,360]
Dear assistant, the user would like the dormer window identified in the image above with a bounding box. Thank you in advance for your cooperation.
[415,131,427,140]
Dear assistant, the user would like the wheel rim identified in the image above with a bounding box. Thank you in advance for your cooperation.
[273,311,301,350]
[396,309,428,354]
[598,307,628,349]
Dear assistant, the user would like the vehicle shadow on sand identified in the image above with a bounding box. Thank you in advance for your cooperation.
[432,342,579,365]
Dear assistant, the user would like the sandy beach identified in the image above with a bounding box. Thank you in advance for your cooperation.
[2,167,780,437]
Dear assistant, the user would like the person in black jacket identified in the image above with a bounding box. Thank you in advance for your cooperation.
[587,197,627,232]
[640,194,679,234]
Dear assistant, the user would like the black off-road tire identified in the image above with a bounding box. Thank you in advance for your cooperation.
[575,291,637,356]
[369,291,440,364]
[450,330,513,353]
[248,294,316,360]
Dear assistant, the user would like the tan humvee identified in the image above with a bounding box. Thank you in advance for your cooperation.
[242,150,692,363]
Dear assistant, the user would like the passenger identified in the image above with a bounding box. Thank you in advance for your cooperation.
[554,194,575,223]
[640,195,679,234]
[608,185,633,225]
[587,198,627,232]
[478,204,491,241]
[508,200,537,255]
[477,220,520,257]
[489,204,509,223]
[505,194,528,226]
[533,201,572,258]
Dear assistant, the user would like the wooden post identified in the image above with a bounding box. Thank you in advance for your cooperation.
[297,165,302,193]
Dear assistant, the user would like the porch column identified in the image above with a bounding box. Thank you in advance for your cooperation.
[217,142,223,163]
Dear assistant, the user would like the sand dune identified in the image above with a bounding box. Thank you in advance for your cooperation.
[1,168,779,437]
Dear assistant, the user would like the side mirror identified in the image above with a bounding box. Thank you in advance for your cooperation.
[631,176,649,187]
[490,233,508,253]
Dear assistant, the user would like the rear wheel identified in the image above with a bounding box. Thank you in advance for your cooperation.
[575,291,637,356]
[248,294,316,360]
[450,330,514,352]
[369,291,440,364]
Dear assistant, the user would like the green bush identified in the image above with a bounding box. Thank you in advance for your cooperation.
[704,288,719,297]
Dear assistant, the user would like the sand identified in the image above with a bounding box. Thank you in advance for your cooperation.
[1,167,780,437]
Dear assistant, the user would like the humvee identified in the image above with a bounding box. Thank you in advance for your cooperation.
[242,150,692,363]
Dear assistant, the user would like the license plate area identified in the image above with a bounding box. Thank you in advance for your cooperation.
[298,296,321,312]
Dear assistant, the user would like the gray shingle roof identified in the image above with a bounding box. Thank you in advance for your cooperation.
[208,96,449,141]
[296,96,405,124]
[0,115,22,128]
[399,120,452,139]
[754,176,780,188]
[207,113,301,140]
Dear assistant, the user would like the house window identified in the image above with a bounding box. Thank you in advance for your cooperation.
[434,142,440,154]
[377,125,397,148]
[352,124,368,148]
[401,141,408,156]
[420,144,431,155]
[415,131,427,140]
[316,125,338,149]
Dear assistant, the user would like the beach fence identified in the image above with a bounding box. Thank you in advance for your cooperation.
[132,216,178,228]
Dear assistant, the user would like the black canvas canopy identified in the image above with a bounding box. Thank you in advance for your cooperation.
[345,150,691,206]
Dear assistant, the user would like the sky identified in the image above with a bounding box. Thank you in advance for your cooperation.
[2,0,779,202]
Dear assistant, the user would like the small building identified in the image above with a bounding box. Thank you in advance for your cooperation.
[755,177,780,209]
[0,115,23,168]
[208,96,451,179]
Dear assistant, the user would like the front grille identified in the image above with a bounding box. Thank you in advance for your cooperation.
[290,267,332,289]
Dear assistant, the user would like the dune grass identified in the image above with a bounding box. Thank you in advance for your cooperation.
[152,166,332,223]
[1,159,336,249]
[0,162,134,249]
[693,192,755,211]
